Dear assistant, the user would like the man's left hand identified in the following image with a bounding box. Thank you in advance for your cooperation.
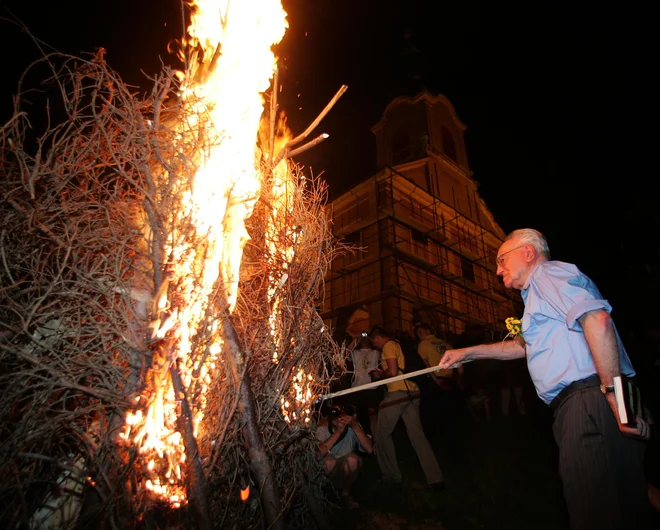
[606,394,651,440]
[620,417,651,440]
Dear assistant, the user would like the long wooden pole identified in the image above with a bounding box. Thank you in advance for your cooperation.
[318,363,463,402]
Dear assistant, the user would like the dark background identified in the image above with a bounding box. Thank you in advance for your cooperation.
[1,0,656,337]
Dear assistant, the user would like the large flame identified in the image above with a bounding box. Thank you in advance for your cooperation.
[121,0,289,507]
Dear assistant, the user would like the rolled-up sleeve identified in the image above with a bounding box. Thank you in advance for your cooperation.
[566,298,612,330]
[534,262,612,331]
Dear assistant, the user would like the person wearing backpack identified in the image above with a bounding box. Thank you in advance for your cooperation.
[369,326,444,490]
[415,323,465,446]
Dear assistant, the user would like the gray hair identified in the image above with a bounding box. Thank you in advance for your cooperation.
[505,229,551,260]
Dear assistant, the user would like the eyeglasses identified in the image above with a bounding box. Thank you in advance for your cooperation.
[496,245,526,266]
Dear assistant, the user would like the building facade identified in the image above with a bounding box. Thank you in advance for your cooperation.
[322,92,522,343]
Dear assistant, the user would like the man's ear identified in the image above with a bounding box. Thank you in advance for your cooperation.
[525,244,535,261]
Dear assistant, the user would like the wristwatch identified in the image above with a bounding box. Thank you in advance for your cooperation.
[600,383,615,395]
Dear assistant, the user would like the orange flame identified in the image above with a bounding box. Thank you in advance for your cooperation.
[240,485,251,502]
[121,0,289,507]
[280,368,314,425]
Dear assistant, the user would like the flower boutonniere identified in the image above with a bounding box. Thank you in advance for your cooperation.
[504,317,525,346]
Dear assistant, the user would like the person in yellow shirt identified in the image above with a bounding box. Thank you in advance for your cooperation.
[415,323,463,390]
[415,323,464,440]
[369,326,444,489]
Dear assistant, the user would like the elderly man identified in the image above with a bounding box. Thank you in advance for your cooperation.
[439,228,651,530]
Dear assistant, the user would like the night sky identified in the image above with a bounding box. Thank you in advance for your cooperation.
[1,0,655,329]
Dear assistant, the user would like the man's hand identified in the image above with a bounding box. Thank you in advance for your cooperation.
[605,393,651,440]
[437,348,470,370]
[336,414,351,433]
[621,417,651,440]
[349,413,374,454]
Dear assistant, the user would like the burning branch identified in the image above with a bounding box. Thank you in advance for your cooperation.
[218,307,283,529]
[170,358,213,530]
[287,133,330,158]
[272,84,348,166]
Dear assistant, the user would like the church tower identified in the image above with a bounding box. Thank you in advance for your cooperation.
[323,91,520,343]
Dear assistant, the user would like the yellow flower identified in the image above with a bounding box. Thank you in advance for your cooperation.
[504,317,524,344]
[505,317,522,336]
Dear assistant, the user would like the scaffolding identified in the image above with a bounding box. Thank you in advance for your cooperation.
[323,165,523,342]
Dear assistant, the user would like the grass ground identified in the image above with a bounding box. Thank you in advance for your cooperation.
[328,402,570,530]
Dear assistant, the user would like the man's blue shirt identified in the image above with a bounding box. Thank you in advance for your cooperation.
[520,261,635,404]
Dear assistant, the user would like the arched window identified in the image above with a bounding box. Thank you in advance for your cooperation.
[392,127,412,165]
[441,126,457,162]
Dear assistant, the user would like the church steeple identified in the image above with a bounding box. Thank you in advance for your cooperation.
[371,92,468,172]
[392,29,432,97]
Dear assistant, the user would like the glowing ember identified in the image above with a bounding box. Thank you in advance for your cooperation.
[240,486,251,502]
[280,368,314,425]
[121,0,289,507]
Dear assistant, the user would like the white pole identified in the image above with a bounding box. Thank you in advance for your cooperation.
[317,363,451,402]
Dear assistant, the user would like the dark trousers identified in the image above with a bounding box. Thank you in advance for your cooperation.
[553,386,651,530]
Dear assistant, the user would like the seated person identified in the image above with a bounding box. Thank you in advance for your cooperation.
[315,404,373,509]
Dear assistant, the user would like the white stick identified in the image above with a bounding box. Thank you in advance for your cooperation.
[318,364,447,402]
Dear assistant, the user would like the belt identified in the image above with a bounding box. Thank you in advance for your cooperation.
[549,374,600,413]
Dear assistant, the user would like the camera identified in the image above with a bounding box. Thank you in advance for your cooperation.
[324,404,355,417]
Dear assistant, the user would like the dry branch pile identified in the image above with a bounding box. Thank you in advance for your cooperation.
[0,51,346,529]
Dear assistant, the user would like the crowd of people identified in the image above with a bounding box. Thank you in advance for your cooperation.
[315,318,534,510]
[314,228,660,530]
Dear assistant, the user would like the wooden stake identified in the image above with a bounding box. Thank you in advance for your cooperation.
[286,133,329,159]
[272,85,347,167]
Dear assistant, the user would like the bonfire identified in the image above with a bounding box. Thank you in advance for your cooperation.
[0,0,349,528]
